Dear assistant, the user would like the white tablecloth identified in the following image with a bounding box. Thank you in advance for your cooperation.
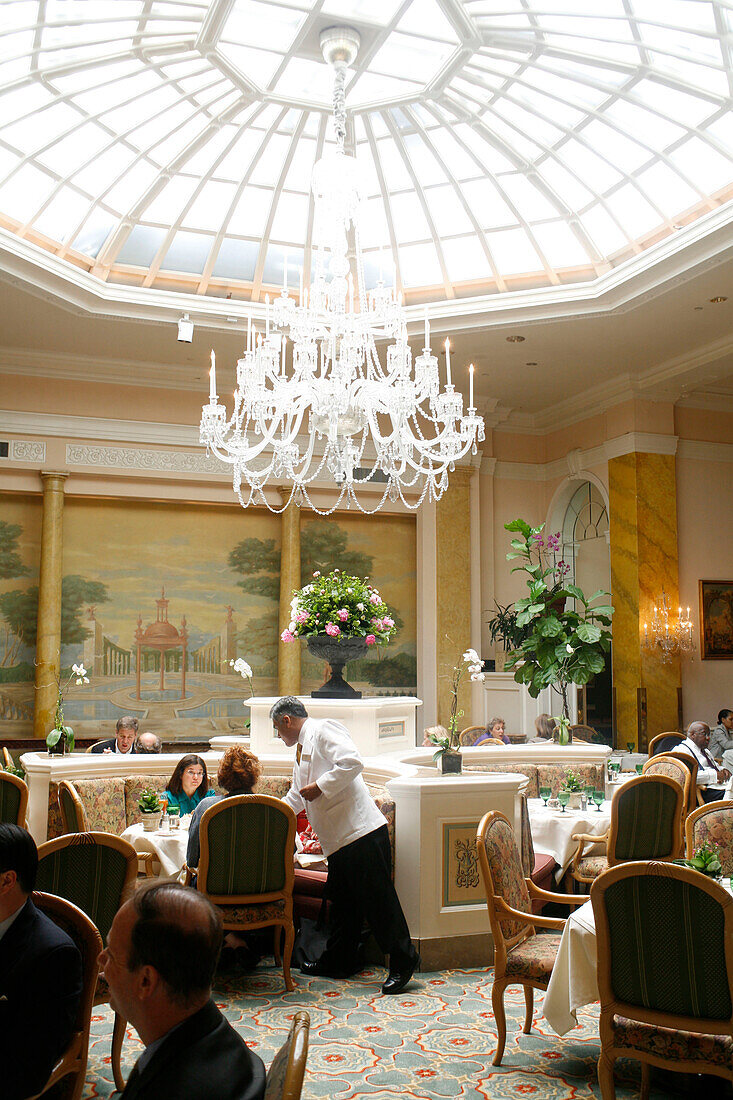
[543,899,598,1035]
[122,822,189,878]
[528,798,611,877]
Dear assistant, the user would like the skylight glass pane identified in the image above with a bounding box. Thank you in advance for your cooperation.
[536,156,593,208]
[218,44,283,88]
[669,138,733,191]
[0,83,55,126]
[398,0,459,41]
[487,228,542,275]
[116,225,168,267]
[559,139,623,191]
[531,221,592,267]
[270,191,309,242]
[581,120,650,173]
[370,32,454,80]
[348,72,422,107]
[228,185,273,236]
[499,175,560,220]
[579,204,628,253]
[358,196,391,249]
[647,50,728,96]
[353,150,381,198]
[217,129,268,182]
[605,184,661,237]
[321,0,404,23]
[424,185,473,236]
[497,100,565,146]
[442,236,490,281]
[375,138,413,191]
[283,137,317,192]
[33,188,91,240]
[37,122,111,176]
[398,241,443,286]
[390,191,432,242]
[184,126,240,176]
[1,101,84,155]
[635,162,700,216]
[275,58,344,105]
[184,181,238,231]
[455,124,515,173]
[705,114,733,155]
[143,176,199,224]
[631,78,712,126]
[430,129,481,180]
[631,0,716,33]
[161,230,214,274]
[249,132,290,186]
[0,146,21,182]
[104,160,159,212]
[402,133,447,186]
[222,0,306,52]
[211,237,259,281]
[262,244,304,288]
[461,179,518,229]
[71,208,115,257]
[0,163,57,224]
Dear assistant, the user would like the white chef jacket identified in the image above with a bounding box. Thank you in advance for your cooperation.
[282,716,386,857]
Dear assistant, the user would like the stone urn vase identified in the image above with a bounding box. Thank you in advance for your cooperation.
[306,635,369,698]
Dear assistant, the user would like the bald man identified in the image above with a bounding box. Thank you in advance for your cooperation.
[677,720,731,803]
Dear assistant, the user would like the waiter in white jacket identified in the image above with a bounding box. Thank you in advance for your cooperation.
[271,696,419,994]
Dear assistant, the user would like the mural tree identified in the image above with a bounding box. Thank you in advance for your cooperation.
[0,575,109,669]
[301,519,373,578]
[228,538,280,600]
[0,521,30,667]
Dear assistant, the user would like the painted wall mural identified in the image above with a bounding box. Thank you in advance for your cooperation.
[0,493,416,740]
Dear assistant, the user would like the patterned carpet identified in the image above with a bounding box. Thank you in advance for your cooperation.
[83,963,724,1099]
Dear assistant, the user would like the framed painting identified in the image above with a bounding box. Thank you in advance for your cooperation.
[699,580,733,659]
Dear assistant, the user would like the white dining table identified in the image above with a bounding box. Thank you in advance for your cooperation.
[528,797,612,879]
[122,821,190,878]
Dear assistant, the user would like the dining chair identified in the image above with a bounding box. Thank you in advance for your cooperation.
[265,1010,310,1100]
[591,860,733,1098]
[459,725,498,746]
[476,810,585,1065]
[570,774,684,891]
[27,892,102,1100]
[569,723,603,744]
[665,751,705,810]
[0,769,28,826]
[641,752,693,819]
[194,794,297,991]
[647,731,685,757]
[36,831,138,1092]
[686,802,733,874]
[58,779,88,833]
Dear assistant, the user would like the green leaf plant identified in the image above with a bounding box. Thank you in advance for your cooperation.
[502,519,614,720]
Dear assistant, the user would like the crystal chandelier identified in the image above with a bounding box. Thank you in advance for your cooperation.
[642,590,695,663]
[200,26,484,515]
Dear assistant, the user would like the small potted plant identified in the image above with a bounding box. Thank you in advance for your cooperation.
[138,788,163,832]
[45,662,90,756]
[675,841,723,879]
[560,769,584,808]
[430,648,485,775]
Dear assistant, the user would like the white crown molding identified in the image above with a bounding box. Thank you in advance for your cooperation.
[66,444,225,476]
[1,409,200,446]
[492,432,678,481]
[0,347,203,391]
[678,438,733,463]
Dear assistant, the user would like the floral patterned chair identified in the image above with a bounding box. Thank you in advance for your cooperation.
[591,860,733,1098]
[193,794,298,991]
[476,810,585,1065]
[570,775,684,891]
[686,803,733,874]
[265,1010,310,1100]
[464,763,541,798]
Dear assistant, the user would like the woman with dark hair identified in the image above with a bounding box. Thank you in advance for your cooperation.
[186,746,262,868]
[164,754,215,816]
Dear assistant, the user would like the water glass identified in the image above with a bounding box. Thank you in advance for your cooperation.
[626,742,635,754]
[168,805,180,830]
[558,790,570,813]
[593,789,605,811]
[539,786,551,806]
[635,763,643,775]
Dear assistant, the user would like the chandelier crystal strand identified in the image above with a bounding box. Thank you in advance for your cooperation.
[642,589,695,663]
[199,26,484,516]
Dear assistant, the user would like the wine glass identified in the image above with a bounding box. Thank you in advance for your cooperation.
[626,741,634,754]
[592,789,605,811]
[539,785,551,806]
[558,789,570,813]
[635,763,643,775]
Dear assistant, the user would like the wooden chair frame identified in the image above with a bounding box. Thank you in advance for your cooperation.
[27,891,102,1100]
[37,831,138,1093]
[196,794,297,992]
[477,810,586,1065]
[569,724,601,744]
[685,801,733,864]
[647,731,684,757]
[265,1010,310,1100]
[664,751,705,810]
[57,779,88,833]
[0,769,29,827]
[591,860,733,1099]
[571,775,685,888]
[459,725,498,746]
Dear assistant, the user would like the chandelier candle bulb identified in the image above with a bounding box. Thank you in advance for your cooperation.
[469,363,474,408]
[424,307,429,350]
[283,250,288,291]
[445,338,452,387]
[266,294,270,338]
[209,349,216,402]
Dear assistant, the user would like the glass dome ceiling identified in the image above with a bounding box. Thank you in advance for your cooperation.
[1,0,733,304]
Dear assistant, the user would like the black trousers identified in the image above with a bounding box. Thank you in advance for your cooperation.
[319,824,417,975]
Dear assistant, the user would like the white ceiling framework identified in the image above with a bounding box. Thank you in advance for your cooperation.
[0,0,732,309]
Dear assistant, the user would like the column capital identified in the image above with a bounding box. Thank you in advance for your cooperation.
[40,471,68,484]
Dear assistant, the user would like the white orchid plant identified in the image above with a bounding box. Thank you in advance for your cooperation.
[230,657,255,699]
[430,648,485,760]
[46,662,90,753]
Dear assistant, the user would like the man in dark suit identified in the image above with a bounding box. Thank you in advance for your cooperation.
[0,823,83,1100]
[100,882,265,1100]
[91,715,139,754]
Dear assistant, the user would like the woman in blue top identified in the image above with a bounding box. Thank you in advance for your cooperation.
[164,754,215,815]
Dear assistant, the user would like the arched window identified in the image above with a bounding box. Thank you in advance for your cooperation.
[560,481,609,588]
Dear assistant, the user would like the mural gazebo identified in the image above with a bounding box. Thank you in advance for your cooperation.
[135,589,188,700]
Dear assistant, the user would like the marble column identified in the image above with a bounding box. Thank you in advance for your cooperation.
[278,492,301,696]
[609,452,681,751]
[435,467,474,731]
[33,472,68,739]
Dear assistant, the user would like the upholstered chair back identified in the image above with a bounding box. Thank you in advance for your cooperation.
[686,804,733,875]
[478,811,532,944]
[0,771,28,827]
[608,775,684,864]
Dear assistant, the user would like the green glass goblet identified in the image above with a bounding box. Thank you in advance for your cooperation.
[592,789,605,811]
[558,790,570,813]
[627,741,635,754]
[635,763,643,775]
[539,786,551,806]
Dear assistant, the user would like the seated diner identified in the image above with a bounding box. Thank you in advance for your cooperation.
[164,754,215,816]
[474,716,510,745]
[186,746,262,869]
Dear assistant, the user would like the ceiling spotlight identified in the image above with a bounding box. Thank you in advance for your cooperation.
[709,296,728,303]
[506,335,525,343]
[177,313,194,342]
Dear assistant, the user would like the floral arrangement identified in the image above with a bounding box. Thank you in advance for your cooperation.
[230,657,255,698]
[280,569,397,646]
[430,648,485,760]
[677,841,723,878]
[560,768,583,793]
[46,662,90,753]
[503,519,613,719]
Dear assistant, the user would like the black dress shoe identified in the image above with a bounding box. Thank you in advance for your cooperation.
[300,960,350,979]
[381,956,419,995]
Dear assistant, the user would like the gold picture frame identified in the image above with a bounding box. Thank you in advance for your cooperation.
[699,580,733,660]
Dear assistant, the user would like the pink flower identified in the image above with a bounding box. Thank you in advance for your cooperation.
[365,634,376,645]
[371,618,383,631]
[337,608,349,621]
[313,571,321,578]
[369,593,381,605]
[281,629,295,643]
[325,622,340,637]
[295,611,308,624]
[383,616,394,628]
